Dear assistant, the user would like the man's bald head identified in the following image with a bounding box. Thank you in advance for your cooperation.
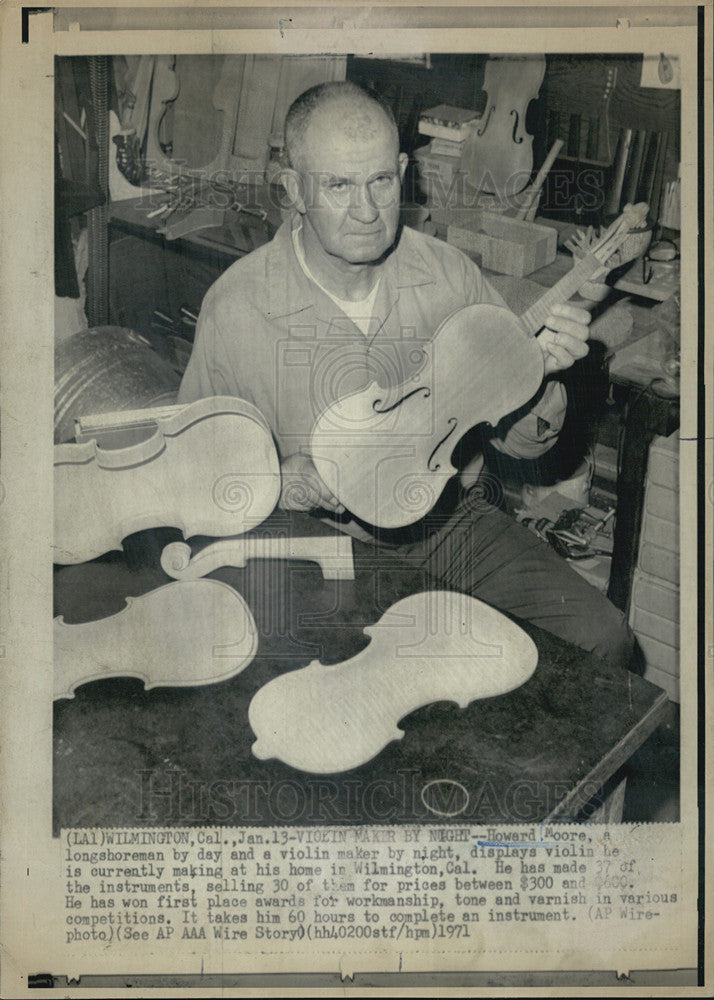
[284,81,398,172]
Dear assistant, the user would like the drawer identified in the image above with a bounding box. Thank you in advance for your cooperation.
[644,481,679,522]
[631,605,680,648]
[630,569,679,623]
[640,510,679,553]
[647,431,679,491]
[639,542,679,586]
[636,632,679,676]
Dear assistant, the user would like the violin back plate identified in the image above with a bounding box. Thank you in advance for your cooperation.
[249,590,538,773]
[54,396,281,564]
[54,579,258,699]
[310,304,544,528]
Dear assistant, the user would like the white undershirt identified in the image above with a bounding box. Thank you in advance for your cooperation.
[292,225,380,337]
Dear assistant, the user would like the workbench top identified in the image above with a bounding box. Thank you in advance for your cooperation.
[53,513,668,832]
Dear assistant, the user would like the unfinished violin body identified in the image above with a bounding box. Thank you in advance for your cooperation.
[311,306,545,528]
[310,203,648,530]
[461,55,546,197]
[54,580,258,699]
[249,591,538,773]
[54,396,281,564]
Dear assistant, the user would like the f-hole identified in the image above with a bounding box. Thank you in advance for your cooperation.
[511,109,523,143]
[427,418,458,472]
[373,386,430,415]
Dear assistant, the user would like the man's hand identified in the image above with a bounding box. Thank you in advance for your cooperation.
[279,453,345,514]
[536,302,591,376]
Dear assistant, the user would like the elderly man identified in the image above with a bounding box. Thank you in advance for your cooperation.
[179,80,633,668]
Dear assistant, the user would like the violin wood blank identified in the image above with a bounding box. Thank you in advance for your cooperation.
[54,396,281,564]
[249,591,538,773]
[310,305,544,529]
[161,535,355,581]
[54,580,258,699]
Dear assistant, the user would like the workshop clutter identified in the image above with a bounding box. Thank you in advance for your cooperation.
[516,454,616,594]
[54,326,180,444]
[414,104,480,201]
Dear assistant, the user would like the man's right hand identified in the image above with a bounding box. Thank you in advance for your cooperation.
[279,453,346,514]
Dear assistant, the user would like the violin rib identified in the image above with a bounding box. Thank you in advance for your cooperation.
[54,396,281,564]
[249,591,538,774]
[54,580,258,699]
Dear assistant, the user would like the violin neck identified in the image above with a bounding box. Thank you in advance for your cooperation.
[520,253,608,336]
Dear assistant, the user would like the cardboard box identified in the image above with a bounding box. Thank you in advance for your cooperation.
[444,210,557,277]
[414,142,467,198]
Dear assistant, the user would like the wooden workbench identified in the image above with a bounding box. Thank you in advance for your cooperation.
[53,512,669,833]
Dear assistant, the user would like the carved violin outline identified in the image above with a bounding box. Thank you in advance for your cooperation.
[462,55,546,196]
[54,579,259,700]
[54,395,281,564]
[249,590,538,774]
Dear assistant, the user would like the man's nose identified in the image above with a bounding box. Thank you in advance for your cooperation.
[348,184,379,223]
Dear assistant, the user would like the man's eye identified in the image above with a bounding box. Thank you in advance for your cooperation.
[329,181,348,192]
[372,174,394,186]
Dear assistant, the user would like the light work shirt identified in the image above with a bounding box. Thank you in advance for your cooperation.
[178,220,567,465]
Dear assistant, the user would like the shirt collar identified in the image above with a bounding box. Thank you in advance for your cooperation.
[264,216,438,321]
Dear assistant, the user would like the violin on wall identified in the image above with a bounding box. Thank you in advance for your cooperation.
[461,55,546,198]
[310,203,649,530]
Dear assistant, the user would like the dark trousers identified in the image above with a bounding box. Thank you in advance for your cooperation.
[369,495,635,670]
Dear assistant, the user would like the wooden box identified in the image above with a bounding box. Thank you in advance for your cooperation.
[414,142,467,199]
[445,210,557,277]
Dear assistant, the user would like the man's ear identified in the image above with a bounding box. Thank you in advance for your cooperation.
[398,152,408,181]
[281,169,306,214]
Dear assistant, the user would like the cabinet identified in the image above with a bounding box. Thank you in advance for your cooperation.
[628,430,680,701]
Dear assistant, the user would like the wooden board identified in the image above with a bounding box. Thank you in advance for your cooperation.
[54,580,258,699]
[161,535,355,581]
[249,591,538,774]
[54,396,281,564]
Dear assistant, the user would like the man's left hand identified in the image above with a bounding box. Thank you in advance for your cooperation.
[536,302,591,376]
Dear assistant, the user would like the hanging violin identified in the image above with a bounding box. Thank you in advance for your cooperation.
[461,55,546,198]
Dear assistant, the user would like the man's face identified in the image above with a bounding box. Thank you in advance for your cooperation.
[292,108,408,266]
